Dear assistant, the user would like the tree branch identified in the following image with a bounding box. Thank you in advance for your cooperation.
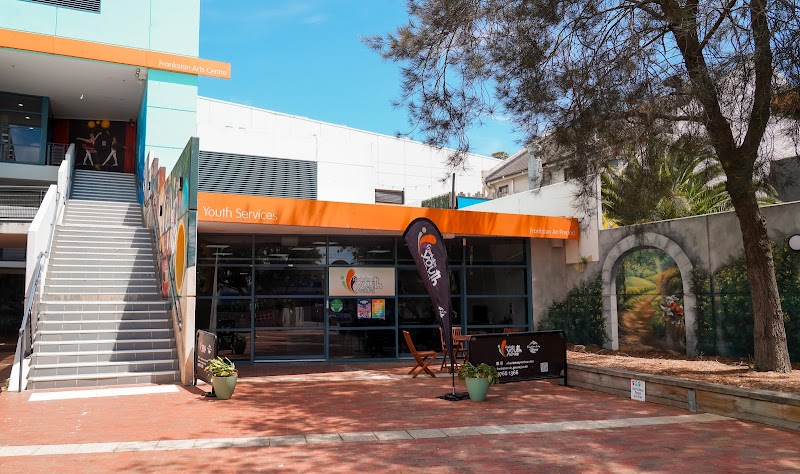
[740,0,774,160]
[698,0,738,51]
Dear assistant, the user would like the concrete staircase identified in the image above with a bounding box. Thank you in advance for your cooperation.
[28,170,180,390]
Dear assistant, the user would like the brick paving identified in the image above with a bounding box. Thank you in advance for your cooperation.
[1,362,799,473]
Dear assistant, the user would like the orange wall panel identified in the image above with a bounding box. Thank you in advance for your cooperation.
[197,193,579,240]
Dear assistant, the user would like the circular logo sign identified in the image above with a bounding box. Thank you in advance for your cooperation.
[330,299,343,312]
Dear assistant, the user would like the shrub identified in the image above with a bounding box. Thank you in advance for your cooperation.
[540,275,608,346]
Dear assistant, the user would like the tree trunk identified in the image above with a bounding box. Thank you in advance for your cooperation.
[728,186,792,373]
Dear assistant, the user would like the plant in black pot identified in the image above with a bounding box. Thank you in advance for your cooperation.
[205,356,238,400]
[232,333,247,355]
[457,362,499,402]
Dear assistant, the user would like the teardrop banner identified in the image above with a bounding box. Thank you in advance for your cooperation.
[403,218,467,400]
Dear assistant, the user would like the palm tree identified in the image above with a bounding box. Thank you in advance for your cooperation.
[602,136,779,227]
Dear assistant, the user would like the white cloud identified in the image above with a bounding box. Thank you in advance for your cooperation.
[303,14,330,24]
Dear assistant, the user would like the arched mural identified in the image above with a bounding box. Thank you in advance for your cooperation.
[615,248,685,353]
[601,233,697,355]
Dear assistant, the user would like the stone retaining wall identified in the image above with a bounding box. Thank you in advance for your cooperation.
[568,363,800,432]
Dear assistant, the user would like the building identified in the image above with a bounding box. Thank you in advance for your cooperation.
[3,0,585,389]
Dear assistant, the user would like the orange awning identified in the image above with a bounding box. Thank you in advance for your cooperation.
[197,193,579,240]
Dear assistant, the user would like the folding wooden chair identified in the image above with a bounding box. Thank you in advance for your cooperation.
[403,330,439,378]
[451,327,468,364]
[438,327,462,371]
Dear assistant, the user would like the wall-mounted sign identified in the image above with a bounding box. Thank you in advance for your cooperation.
[330,299,343,312]
[357,299,371,319]
[372,299,386,319]
[197,193,579,240]
[0,28,231,79]
[329,267,396,297]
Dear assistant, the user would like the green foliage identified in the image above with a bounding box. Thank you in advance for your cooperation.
[626,276,658,292]
[658,266,683,296]
[457,362,499,385]
[540,276,608,346]
[690,269,717,355]
[204,357,237,377]
[602,136,779,227]
[421,193,451,209]
[691,240,800,360]
[651,311,667,339]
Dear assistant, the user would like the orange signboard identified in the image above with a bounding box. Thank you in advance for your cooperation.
[197,193,579,240]
[0,28,230,79]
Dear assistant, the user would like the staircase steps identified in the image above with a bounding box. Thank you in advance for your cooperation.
[27,170,179,390]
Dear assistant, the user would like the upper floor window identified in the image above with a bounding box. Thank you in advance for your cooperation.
[23,0,100,13]
[498,185,509,197]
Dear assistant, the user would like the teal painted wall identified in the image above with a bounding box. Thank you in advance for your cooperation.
[149,0,200,56]
[1,0,204,177]
[141,70,198,175]
[0,0,199,56]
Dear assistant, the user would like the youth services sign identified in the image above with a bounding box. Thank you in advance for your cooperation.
[329,267,396,297]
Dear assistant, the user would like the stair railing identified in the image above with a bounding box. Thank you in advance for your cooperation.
[15,254,42,392]
[146,191,183,332]
[11,145,74,391]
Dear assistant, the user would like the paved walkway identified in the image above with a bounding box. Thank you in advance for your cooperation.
[1,363,799,473]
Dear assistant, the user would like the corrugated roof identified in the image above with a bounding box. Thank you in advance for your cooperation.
[483,147,529,183]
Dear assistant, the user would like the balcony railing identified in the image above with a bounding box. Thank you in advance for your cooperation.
[47,143,69,166]
[0,143,70,166]
[0,186,49,222]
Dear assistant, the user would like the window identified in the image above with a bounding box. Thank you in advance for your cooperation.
[375,189,404,204]
[24,0,100,13]
[498,185,509,197]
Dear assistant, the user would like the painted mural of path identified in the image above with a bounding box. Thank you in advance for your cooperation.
[619,294,676,353]
[616,248,686,355]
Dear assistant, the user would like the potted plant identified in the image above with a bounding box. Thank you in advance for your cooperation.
[205,356,238,400]
[457,362,499,402]
[232,333,247,355]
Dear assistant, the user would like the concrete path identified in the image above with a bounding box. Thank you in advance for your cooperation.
[1,363,799,473]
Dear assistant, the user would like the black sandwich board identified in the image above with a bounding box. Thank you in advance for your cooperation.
[467,330,567,385]
[195,330,217,385]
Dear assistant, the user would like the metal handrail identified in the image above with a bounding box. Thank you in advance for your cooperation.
[12,147,72,391]
[17,254,42,392]
[146,192,183,331]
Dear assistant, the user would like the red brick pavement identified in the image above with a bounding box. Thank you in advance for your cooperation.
[1,362,799,473]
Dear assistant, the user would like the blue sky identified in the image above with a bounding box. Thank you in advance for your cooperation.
[197,0,523,158]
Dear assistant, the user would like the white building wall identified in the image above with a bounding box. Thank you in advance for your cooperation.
[467,178,602,265]
[196,97,501,205]
[512,175,529,194]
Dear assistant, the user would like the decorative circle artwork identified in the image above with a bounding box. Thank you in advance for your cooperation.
[789,234,800,252]
[175,222,187,292]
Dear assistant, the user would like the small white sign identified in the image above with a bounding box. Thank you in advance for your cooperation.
[540,362,549,373]
[631,379,646,401]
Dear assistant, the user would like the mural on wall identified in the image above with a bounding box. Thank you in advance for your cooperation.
[694,240,800,359]
[69,120,128,172]
[146,138,198,320]
[615,248,686,353]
